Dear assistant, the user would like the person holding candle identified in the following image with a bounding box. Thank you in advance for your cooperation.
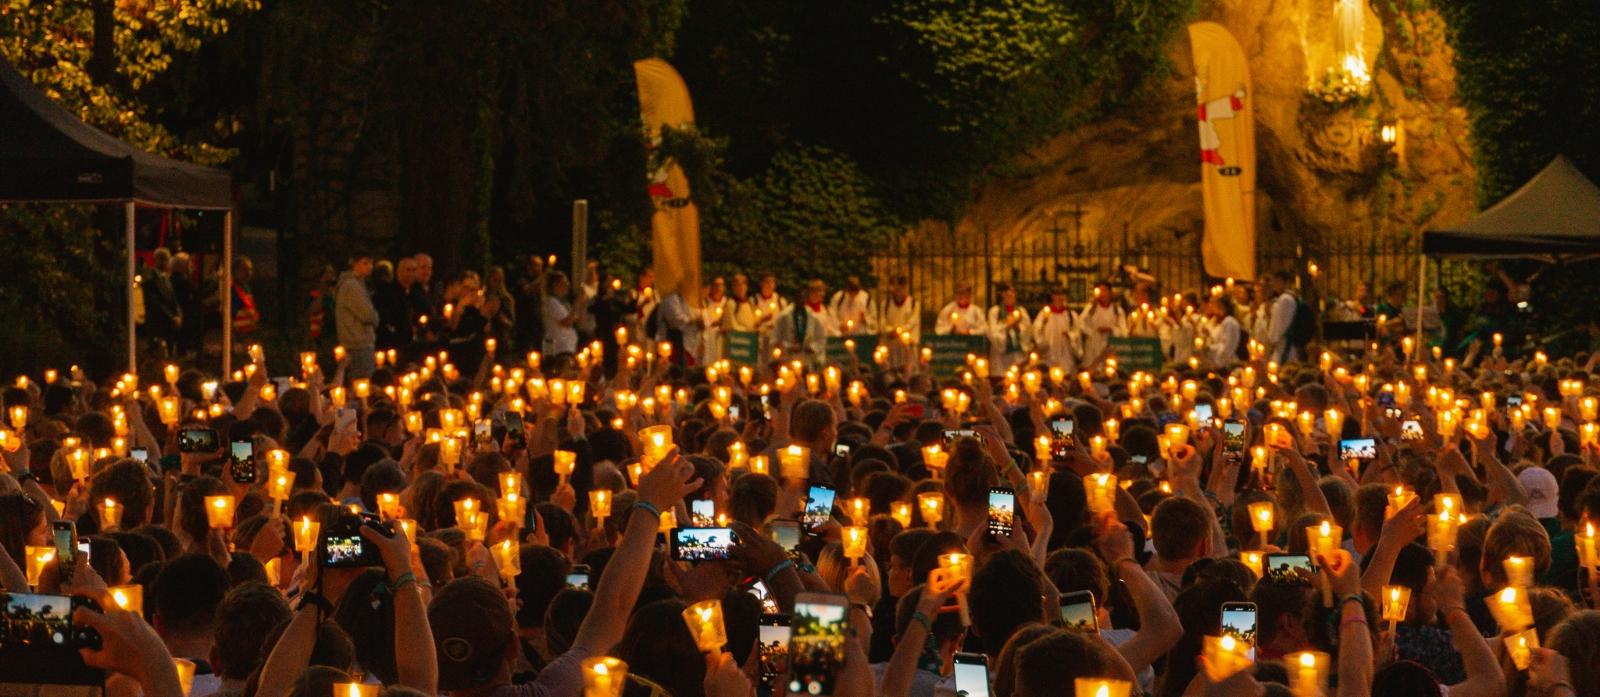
[933,281,988,338]
[986,283,1033,373]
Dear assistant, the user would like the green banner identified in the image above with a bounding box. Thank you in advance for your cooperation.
[1106,336,1164,371]
[726,331,761,366]
[920,334,988,377]
[825,335,879,364]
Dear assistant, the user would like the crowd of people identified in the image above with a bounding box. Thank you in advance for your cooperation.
[10,258,1600,697]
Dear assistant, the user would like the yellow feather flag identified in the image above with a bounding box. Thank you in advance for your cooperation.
[634,58,702,305]
[1188,22,1256,282]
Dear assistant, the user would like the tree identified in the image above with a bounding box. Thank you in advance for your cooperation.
[0,0,259,373]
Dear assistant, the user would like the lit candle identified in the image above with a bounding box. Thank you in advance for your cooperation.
[1240,551,1263,578]
[1381,585,1412,633]
[294,517,320,555]
[1072,678,1132,697]
[749,455,769,476]
[495,539,521,580]
[582,656,628,697]
[844,497,870,524]
[174,658,197,697]
[1027,470,1049,498]
[1202,635,1253,681]
[99,582,144,617]
[779,445,810,480]
[842,525,869,561]
[205,495,237,529]
[917,493,944,527]
[1324,409,1344,438]
[1248,501,1274,547]
[1504,555,1533,588]
[1306,521,1342,606]
[500,471,525,498]
[1386,486,1416,519]
[1034,435,1051,465]
[1491,585,1533,633]
[25,545,54,587]
[922,444,949,478]
[1427,510,1462,569]
[1507,627,1539,671]
[590,490,612,521]
[334,683,379,697]
[1287,651,1329,697]
[1085,473,1118,515]
[891,501,913,528]
[102,498,124,530]
[377,492,401,519]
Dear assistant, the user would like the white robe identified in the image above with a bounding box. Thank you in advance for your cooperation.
[769,304,829,364]
[1207,315,1243,368]
[1079,303,1127,365]
[935,302,988,337]
[695,296,734,365]
[1032,305,1080,372]
[879,295,922,367]
[987,305,1033,371]
[829,290,875,336]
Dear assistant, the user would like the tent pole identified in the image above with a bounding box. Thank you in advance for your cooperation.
[126,201,137,375]
[222,210,234,376]
[1416,254,1427,359]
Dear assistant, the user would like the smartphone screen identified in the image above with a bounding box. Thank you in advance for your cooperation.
[1193,403,1215,423]
[473,419,492,446]
[802,486,836,532]
[1049,417,1075,459]
[52,521,76,567]
[768,520,802,552]
[1401,420,1424,441]
[953,652,991,697]
[229,439,257,483]
[759,613,792,689]
[691,499,717,527]
[566,566,591,591]
[672,527,737,563]
[504,412,525,438]
[130,447,149,463]
[1059,590,1098,633]
[788,593,848,697]
[1221,602,1258,659]
[178,428,217,453]
[945,429,981,447]
[1377,391,1396,409]
[832,443,851,458]
[1222,420,1246,454]
[1339,438,1377,462]
[0,592,106,685]
[729,404,742,420]
[987,488,1015,538]
[748,579,780,614]
[1264,554,1315,584]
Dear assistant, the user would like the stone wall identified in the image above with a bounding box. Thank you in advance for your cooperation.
[882,0,1477,308]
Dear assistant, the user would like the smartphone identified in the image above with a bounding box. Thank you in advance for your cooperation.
[130,447,149,464]
[671,527,738,563]
[1222,420,1247,454]
[76,539,91,564]
[1339,437,1377,462]
[1506,394,1524,409]
[1377,391,1396,409]
[336,408,358,430]
[1264,553,1315,584]
[758,613,792,690]
[953,652,992,697]
[504,411,525,439]
[0,592,105,685]
[987,488,1016,538]
[758,393,776,420]
[1059,590,1098,633]
[1221,601,1258,659]
[729,404,742,420]
[944,429,981,447]
[832,443,851,459]
[749,579,780,614]
[691,499,717,527]
[1401,419,1424,441]
[802,485,836,533]
[320,516,387,568]
[566,565,591,591]
[52,520,77,569]
[767,519,802,552]
[473,419,493,446]
[177,427,218,453]
[1129,454,1149,466]
[229,438,257,484]
[788,592,849,697]
[1193,403,1215,423]
[1049,417,1075,460]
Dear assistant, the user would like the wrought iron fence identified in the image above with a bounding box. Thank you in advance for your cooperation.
[869,218,1421,321]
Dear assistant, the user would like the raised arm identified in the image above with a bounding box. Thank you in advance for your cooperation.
[571,448,700,654]
[1096,519,1181,672]
[362,523,436,694]
[1434,567,1503,697]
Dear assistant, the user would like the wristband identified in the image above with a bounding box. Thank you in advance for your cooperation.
[1339,593,1366,609]
[297,591,333,615]
[390,571,417,587]
[910,610,934,634]
[764,559,795,584]
[630,500,661,519]
[13,469,34,484]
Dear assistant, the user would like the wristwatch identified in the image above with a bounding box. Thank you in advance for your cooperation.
[13,469,34,484]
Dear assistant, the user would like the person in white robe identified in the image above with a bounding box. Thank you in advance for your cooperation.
[935,281,988,337]
[878,275,921,370]
[769,279,832,366]
[986,283,1033,371]
[829,275,875,337]
[1079,282,1127,366]
[1032,287,1080,372]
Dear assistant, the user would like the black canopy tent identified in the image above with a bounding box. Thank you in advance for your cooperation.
[1413,156,1600,348]
[0,58,236,374]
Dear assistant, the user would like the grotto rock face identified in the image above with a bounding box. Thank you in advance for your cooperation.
[886,0,1477,306]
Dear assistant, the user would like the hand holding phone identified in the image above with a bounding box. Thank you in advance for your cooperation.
[987,488,1016,539]
[788,593,848,697]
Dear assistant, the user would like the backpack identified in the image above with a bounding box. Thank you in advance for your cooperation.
[1288,294,1317,348]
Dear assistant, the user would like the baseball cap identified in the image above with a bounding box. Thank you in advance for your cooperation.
[1518,467,1559,519]
[429,576,515,690]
